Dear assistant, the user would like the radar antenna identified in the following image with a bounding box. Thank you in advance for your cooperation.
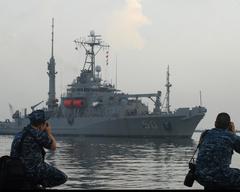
[74,30,110,79]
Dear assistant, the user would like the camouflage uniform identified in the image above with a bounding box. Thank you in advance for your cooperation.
[195,128,240,188]
[10,125,67,188]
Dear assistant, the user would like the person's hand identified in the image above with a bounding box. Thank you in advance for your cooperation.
[229,122,236,134]
[44,122,52,135]
[40,122,52,134]
[39,123,47,132]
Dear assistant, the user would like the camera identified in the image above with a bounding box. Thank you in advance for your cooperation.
[189,162,196,171]
[184,162,196,187]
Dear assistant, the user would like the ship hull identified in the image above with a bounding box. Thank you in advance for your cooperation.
[0,114,204,137]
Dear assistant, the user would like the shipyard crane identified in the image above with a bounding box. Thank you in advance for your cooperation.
[8,103,14,117]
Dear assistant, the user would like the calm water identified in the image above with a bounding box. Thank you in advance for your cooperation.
[1,132,240,190]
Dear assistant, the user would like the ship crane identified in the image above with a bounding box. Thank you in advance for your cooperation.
[127,91,162,114]
[8,103,14,117]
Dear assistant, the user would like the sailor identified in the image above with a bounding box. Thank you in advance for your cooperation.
[195,112,240,189]
[10,110,67,189]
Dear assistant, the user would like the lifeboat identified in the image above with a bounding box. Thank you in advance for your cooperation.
[64,99,84,108]
[64,99,73,108]
[73,99,84,108]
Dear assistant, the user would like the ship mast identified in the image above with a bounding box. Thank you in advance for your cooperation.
[74,30,110,79]
[165,65,172,113]
[47,18,58,112]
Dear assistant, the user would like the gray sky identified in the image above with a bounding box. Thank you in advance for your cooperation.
[1,0,240,130]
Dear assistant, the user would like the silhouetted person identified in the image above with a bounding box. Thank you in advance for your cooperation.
[10,110,67,189]
[195,112,240,189]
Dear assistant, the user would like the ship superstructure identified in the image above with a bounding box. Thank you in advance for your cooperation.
[60,30,162,123]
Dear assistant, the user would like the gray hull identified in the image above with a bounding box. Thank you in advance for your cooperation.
[0,113,204,137]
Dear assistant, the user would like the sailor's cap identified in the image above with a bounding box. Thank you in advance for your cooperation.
[28,110,50,123]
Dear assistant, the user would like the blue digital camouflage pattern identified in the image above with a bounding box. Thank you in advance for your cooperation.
[28,110,50,124]
[10,125,67,188]
[195,128,240,187]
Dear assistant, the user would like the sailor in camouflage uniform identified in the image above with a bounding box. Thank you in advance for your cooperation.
[10,110,67,188]
[195,112,240,189]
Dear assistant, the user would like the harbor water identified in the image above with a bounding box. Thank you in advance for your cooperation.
[1,132,240,190]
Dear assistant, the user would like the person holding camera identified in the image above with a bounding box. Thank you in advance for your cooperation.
[10,110,67,189]
[194,112,240,189]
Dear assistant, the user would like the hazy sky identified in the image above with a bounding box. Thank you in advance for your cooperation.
[1,0,240,130]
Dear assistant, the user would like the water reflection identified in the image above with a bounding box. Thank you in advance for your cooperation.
[47,136,199,190]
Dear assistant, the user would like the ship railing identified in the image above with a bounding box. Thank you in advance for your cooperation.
[126,93,158,98]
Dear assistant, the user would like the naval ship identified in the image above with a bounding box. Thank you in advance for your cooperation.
[0,20,207,137]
